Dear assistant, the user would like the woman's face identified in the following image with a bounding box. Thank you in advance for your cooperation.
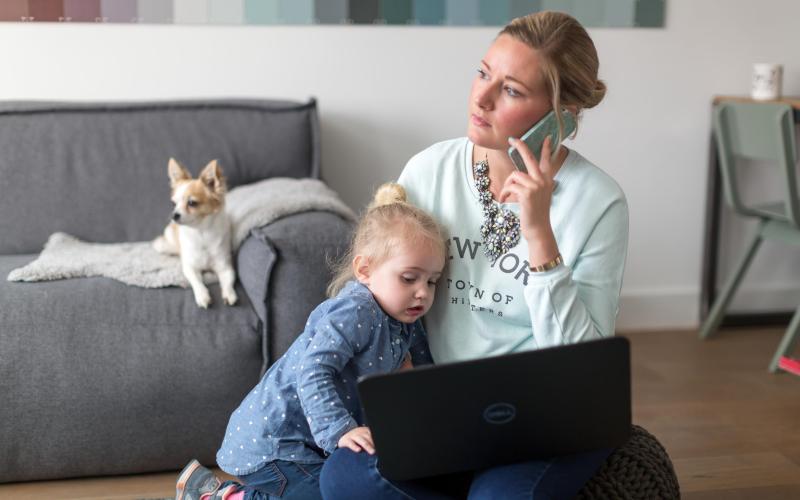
[467,34,552,150]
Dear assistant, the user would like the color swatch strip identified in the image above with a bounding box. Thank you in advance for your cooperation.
[0,0,665,27]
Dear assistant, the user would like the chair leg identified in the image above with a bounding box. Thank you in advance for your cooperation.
[769,307,800,373]
[699,228,764,340]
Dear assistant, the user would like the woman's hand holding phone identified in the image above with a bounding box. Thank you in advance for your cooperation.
[499,136,561,265]
[338,426,375,454]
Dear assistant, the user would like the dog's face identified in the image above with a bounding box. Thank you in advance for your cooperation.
[167,158,227,226]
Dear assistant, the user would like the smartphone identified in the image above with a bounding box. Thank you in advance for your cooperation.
[508,109,577,172]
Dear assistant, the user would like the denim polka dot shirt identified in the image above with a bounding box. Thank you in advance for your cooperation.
[216,280,434,476]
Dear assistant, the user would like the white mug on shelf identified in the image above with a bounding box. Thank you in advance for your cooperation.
[751,63,783,101]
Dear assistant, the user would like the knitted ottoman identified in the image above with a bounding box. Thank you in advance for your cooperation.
[577,425,680,500]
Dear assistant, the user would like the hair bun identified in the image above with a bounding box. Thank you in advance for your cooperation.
[585,79,607,109]
[369,183,407,209]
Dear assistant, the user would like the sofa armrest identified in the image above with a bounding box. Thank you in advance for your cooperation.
[236,211,353,374]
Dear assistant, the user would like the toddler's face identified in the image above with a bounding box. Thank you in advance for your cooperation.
[359,241,445,324]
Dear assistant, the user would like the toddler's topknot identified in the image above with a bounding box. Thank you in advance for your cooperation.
[326,182,445,298]
[369,183,407,209]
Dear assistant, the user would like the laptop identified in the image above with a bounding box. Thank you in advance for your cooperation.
[357,336,631,480]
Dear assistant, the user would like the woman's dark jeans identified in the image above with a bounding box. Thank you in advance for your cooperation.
[319,447,611,500]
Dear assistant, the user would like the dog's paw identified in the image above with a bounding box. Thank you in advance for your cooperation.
[223,289,238,306]
[152,235,178,255]
[194,289,212,309]
[152,236,168,253]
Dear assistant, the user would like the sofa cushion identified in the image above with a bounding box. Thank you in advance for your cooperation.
[0,254,263,481]
[0,99,320,254]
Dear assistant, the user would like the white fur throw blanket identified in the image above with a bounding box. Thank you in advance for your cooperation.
[7,178,355,288]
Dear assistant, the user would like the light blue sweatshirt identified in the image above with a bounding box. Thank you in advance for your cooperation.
[398,138,628,363]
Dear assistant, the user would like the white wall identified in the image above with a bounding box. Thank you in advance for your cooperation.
[2,0,798,331]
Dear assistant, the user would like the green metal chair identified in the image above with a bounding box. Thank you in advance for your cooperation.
[700,101,800,372]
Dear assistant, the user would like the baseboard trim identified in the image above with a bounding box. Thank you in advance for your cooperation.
[616,285,800,332]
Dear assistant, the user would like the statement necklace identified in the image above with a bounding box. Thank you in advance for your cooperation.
[473,155,521,262]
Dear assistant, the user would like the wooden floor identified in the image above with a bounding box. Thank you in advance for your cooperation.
[630,328,800,500]
[1,328,798,499]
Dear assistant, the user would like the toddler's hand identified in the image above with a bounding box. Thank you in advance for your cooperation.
[338,426,375,454]
[400,353,413,371]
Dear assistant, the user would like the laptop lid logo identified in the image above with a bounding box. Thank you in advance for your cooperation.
[483,402,516,425]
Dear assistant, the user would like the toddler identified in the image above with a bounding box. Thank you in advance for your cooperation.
[175,183,445,500]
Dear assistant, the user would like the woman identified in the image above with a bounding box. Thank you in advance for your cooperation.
[320,10,628,499]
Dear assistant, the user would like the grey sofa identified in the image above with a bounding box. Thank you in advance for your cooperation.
[0,99,353,483]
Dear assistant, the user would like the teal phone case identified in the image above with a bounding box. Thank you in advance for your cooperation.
[508,109,576,171]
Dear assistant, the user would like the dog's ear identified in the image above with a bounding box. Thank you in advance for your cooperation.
[200,159,226,194]
[168,158,191,187]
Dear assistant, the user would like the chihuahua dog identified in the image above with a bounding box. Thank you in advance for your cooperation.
[153,158,238,309]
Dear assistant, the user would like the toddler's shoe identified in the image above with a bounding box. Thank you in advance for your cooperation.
[175,459,223,500]
[778,356,800,376]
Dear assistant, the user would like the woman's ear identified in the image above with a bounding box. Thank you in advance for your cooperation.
[353,255,370,284]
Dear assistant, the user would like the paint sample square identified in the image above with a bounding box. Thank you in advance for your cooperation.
[446,0,479,26]
[174,0,207,24]
[413,0,445,25]
[245,0,279,24]
[138,0,173,23]
[315,0,346,23]
[479,0,509,26]
[572,1,604,27]
[349,0,379,24]
[634,0,664,27]
[0,0,28,21]
[209,0,243,24]
[381,0,412,25]
[29,0,64,22]
[541,0,575,14]
[280,0,313,24]
[509,0,541,19]
[64,0,101,22]
[101,0,137,23]
[604,0,636,27]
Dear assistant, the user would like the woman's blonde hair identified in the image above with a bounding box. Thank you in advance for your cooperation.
[326,183,446,297]
[499,10,606,142]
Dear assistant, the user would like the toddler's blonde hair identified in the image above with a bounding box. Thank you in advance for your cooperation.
[327,183,445,297]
